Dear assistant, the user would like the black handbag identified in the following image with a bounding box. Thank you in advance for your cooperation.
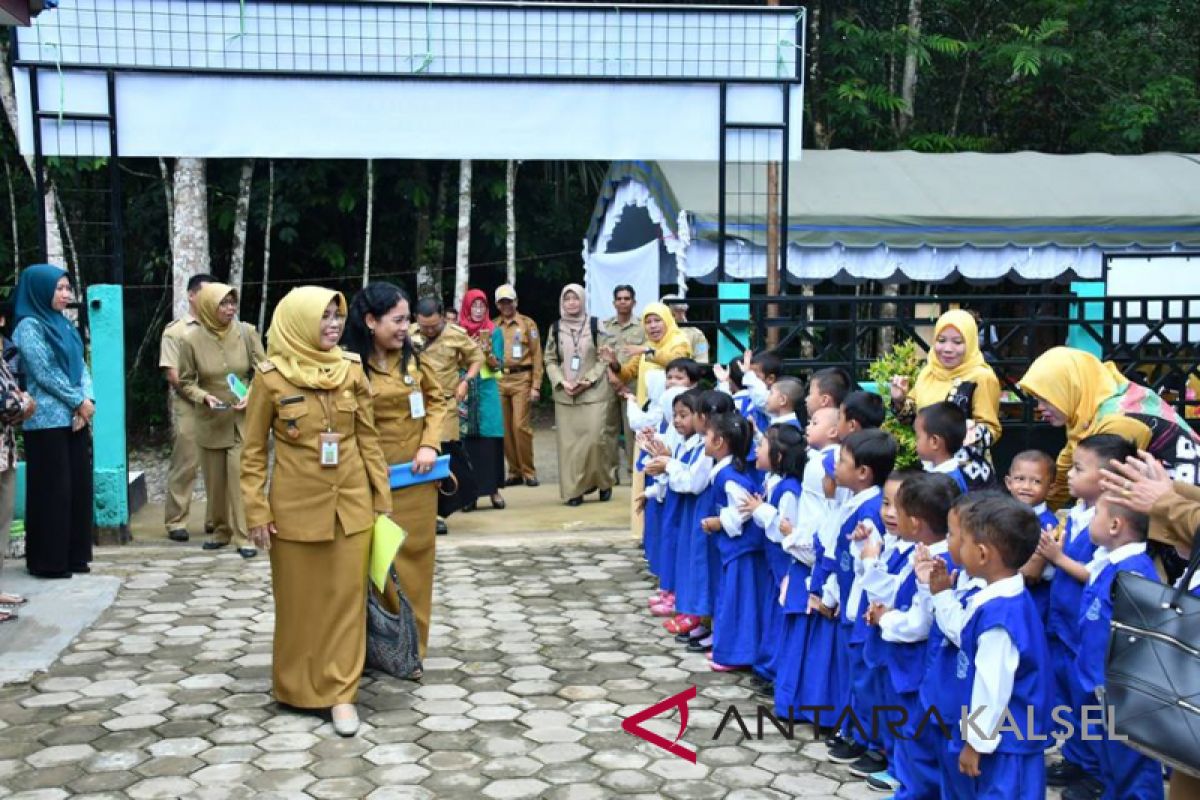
[364,567,423,681]
[1105,537,1200,777]
[436,438,478,517]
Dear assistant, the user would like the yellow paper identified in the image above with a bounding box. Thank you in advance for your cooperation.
[370,515,407,593]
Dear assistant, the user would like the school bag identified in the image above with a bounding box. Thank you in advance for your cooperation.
[552,317,599,362]
[1105,534,1200,777]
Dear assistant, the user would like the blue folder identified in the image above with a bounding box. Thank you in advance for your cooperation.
[388,454,452,490]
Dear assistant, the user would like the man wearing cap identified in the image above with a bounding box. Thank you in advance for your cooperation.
[602,285,646,481]
[664,296,710,364]
[493,284,543,486]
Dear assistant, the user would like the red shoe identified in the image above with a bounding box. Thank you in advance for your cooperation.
[663,614,700,634]
[650,602,675,617]
[646,590,671,607]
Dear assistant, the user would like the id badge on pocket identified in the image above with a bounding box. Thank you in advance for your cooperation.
[409,391,426,419]
[319,432,342,468]
[512,343,523,359]
[569,355,581,372]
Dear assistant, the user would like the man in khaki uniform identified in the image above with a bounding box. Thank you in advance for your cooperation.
[663,296,710,365]
[413,297,484,444]
[159,272,215,542]
[602,284,646,481]
[493,284,543,486]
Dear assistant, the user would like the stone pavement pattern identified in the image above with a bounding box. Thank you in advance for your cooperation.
[0,543,920,799]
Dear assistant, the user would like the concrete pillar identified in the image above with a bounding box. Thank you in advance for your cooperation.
[86,284,130,541]
[1067,281,1105,358]
[718,282,750,365]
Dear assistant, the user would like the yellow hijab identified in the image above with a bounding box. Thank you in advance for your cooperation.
[910,310,995,406]
[628,302,691,405]
[1018,346,1129,443]
[196,283,236,339]
[266,286,351,390]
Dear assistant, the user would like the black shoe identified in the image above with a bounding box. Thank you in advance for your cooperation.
[826,738,868,764]
[585,486,598,495]
[70,565,91,574]
[1062,778,1104,800]
[599,488,613,502]
[490,494,506,510]
[566,497,583,507]
[847,750,887,778]
[202,541,229,551]
[1047,760,1088,788]
[824,732,844,749]
[238,548,257,559]
[505,476,524,487]
[754,682,774,698]
[168,528,190,542]
[462,502,477,513]
[28,569,71,579]
[436,519,448,536]
[686,639,712,653]
[524,477,540,488]
[674,632,691,644]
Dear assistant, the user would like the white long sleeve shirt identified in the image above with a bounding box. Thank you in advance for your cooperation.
[752,472,801,545]
[931,569,989,648]
[742,371,771,413]
[665,435,713,495]
[958,573,1025,754]
[709,455,754,537]
[879,539,950,644]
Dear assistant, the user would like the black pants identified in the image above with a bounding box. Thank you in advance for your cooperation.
[24,427,93,576]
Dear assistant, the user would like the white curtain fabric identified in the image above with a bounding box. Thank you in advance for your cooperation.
[584,240,662,320]
[684,239,1106,282]
[593,180,687,258]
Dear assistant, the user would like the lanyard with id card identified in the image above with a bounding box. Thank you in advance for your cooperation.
[318,392,342,468]
[404,370,426,419]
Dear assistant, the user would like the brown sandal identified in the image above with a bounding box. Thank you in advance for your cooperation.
[0,592,26,605]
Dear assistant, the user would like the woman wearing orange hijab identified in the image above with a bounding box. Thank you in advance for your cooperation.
[890,309,1003,488]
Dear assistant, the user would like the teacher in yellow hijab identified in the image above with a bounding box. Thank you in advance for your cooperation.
[890,308,1003,488]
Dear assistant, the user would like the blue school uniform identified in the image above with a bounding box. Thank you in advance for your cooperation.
[753,475,802,683]
[1048,503,1102,774]
[657,437,703,595]
[928,459,969,493]
[951,583,1053,800]
[677,470,722,618]
[708,459,768,666]
[856,541,913,755]
[768,412,803,432]
[1026,503,1058,622]
[639,416,673,577]
[1075,546,1163,800]
[733,390,771,436]
[922,573,982,800]
[882,547,951,800]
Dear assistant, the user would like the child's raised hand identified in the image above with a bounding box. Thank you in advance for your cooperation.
[648,437,671,458]
[779,518,794,536]
[740,348,754,375]
[1036,529,1063,564]
[644,456,669,476]
[701,516,721,534]
[739,493,764,515]
[712,362,729,384]
[864,602,889,626]
[859,535,882,560]
[927,559,955,595]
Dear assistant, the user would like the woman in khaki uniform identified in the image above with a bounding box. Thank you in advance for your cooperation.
[344,282,450,660]
[242,287,391,736]
[177,283,265,557]
[545,284,615,506]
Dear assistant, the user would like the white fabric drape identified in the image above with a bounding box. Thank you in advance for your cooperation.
[584,240,661,320]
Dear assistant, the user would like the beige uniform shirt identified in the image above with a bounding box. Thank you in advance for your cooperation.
[241,353,392,542]
[367,352,452,465]
[681,326,710,364]
[494,314,544,388]
[544,319,614,406]
[160,316,199,411]
[413,323,483,442]
[177,322,266,449]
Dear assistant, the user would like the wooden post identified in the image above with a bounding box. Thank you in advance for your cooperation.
[765,0,782,350]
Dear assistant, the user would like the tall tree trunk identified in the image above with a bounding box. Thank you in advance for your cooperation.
[5,158,18,281]
[229,158,255,296]
[158,158,175,263]
[362,158,375,287]
[433,165,450,302]
[505,160,518,286]
[897,0,923,137]
[453,159,472,309]
[258,160,275,332]
[171,158,210,320]
[0,37,68,269]
[806,1,833,149]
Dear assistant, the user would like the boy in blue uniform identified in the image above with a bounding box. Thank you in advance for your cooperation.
[1007,449,1058,621]
[1035,434,1137,798]
[862,471,961,797]
[817,429,896,765]
[836,390,887,441]
[766,376,805,430]
[1075,492,1164,800]
[805,367,854,420]
[915,401,969,493]
[935,494,1053,800]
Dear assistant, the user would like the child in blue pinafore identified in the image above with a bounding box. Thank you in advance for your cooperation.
[865,472,962,798]
[926,494,989,800]
[915,401,970,494]
[658,390,709,636]
[817,429,896,766]
[741,424,807,686]
[697,412,767,671]
[1005,450,1058,622]
[715,355,771,436]
[773,406,839,722]
[941,495,1053,800]
[1035,435,1137,792]
[637,384,687,610]
[1076,494,1164,800]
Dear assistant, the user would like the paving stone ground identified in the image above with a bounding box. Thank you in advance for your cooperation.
[0,541,1063,799]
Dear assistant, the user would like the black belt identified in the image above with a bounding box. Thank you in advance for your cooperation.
[505,365,533,374]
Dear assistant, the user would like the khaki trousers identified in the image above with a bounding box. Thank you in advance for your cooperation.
[604,395,635,482]
[499,374,536,480]
[165,396,209,533]
[200,436,249,548]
